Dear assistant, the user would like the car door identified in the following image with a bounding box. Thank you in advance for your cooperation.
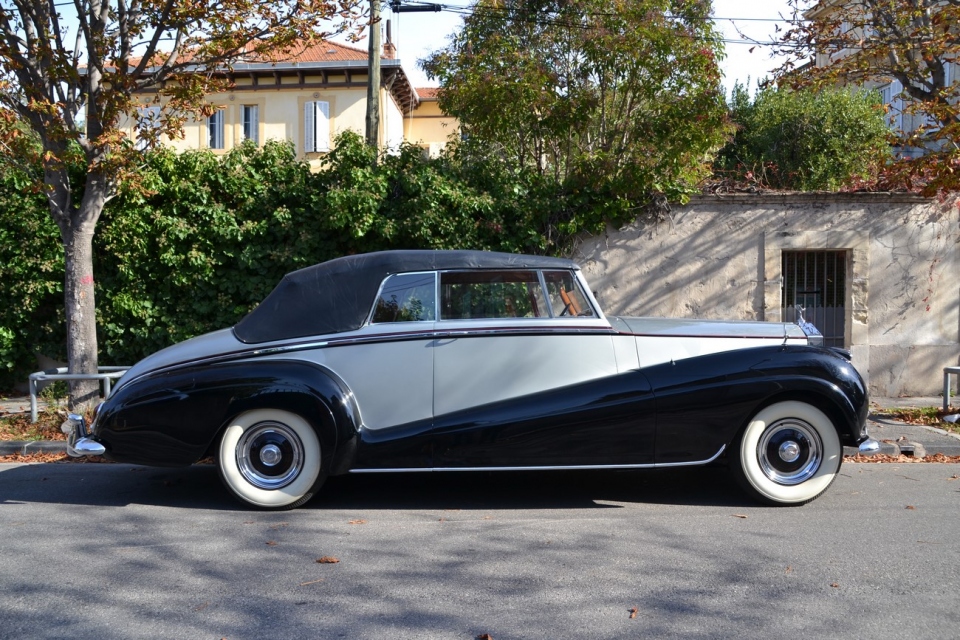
[431,268,656,467]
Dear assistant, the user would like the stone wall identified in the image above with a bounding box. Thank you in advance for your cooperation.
[574,193,960,397]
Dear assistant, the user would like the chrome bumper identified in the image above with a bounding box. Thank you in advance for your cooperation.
[61,413,106,457]
[857,438,881,456]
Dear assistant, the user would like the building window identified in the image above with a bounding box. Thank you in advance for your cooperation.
[878,82,902,131]
[137,106,161,150]
[781,250,847,348]
[304,100,330,153]
[208,109,225,149]
[242,104,259,145]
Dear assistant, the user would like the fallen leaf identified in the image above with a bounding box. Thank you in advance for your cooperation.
[628,607,638,619]
[785,566,793,574]
[265,541,277,546]
[948,474,959,480]
[476,635,493,640]
[316,556,340,564]
[438,517,447,522]
[905,505,916,510]
[830,583,840,588]
[732,514,748,519]
[348,519,367,525]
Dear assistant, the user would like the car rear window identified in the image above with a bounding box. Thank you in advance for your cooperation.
[371,272,437,323]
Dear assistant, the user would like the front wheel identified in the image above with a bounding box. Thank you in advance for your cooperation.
[218,409,325,510]
[732,401,842,506]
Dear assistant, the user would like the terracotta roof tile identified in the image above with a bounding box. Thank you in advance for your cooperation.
[252,40,371,63]
[416,87,440,99]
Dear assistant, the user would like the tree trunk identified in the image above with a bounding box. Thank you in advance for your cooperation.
[56,176,108,411]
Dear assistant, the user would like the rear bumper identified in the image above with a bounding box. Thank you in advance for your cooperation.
[62,413,106,457]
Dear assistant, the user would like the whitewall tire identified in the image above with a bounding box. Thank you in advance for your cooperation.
[218,409,324,509]
[732,401,842,506]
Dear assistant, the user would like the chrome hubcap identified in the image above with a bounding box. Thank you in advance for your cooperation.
[779,441,801,463]
[236,421,304,490]
[260,444,283,467]
[758,418,822,485]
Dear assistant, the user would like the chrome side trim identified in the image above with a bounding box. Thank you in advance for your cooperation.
[349,445,726,473]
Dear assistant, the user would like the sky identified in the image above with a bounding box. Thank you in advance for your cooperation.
[353,0,796,96]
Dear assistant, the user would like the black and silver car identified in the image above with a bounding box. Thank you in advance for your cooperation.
[66,250,879,509]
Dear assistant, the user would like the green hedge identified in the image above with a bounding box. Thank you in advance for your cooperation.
[0,133,558,386]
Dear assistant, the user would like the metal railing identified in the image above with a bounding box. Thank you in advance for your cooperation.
[29,366,129,423]
[944,366,960,412]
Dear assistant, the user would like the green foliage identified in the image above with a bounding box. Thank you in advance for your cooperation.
[0,152,65,380]
[424,0,732,232]
[715,84,891,191]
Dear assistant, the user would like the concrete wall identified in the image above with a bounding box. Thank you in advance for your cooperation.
[574,193,960,397]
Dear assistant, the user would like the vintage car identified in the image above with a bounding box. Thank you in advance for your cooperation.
[66,250,879,509]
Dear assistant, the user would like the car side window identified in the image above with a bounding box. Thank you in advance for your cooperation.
[543,271,595,317]
[440,270,549,319]
[371,272,437,323]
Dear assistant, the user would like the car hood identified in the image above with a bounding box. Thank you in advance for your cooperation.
[113,328,246,392]
[611,316,807,340]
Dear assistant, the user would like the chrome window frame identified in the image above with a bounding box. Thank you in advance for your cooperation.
[365,271,439,326]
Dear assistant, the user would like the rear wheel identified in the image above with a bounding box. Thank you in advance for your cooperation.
[218,409,325,509]
[732,401,842,506]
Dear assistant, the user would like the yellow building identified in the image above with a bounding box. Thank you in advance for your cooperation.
[127,40,458,168]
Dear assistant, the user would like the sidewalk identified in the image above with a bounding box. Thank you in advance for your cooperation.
[2,395,960,457]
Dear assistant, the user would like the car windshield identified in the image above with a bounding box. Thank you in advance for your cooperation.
[543,270,595,317]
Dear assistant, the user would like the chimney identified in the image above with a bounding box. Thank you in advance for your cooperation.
[383,20,397,59]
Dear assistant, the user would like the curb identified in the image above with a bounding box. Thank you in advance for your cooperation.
[0,440,68,455]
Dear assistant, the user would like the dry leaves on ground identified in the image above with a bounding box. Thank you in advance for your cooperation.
[0,452,109,464]
[845,453,960,463]
[316,556,340,564]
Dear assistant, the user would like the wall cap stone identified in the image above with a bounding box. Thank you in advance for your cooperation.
[688,192,933,205]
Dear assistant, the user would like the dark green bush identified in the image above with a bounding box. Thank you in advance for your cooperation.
[715,84,891,190]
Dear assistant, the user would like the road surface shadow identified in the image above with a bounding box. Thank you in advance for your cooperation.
[0,461,756,510]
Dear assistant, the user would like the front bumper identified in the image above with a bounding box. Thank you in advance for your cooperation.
[62,413,106,457]
[857,438,881,456]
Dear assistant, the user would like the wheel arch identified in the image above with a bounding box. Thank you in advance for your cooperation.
[202,360,363,475]
[733,381,866,449]
[94,359,362,471]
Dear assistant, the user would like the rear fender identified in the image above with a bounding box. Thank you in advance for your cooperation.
[92,360,361,471]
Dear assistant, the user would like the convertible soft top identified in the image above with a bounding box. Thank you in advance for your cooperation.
[233,250,578,344]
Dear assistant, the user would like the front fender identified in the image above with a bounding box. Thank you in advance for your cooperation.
[649,345,868,464]
[91,360,361,471]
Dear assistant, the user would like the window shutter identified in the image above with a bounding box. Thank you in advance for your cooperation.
[304,101,316,153]
[316,101,330,152]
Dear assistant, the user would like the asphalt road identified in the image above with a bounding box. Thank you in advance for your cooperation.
[1,462,959,639]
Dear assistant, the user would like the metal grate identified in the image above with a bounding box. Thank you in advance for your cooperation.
[781,250,847,348]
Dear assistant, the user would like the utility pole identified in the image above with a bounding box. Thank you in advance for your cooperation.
[365,0,381,149]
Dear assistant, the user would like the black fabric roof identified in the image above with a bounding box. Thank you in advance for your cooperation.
[233,250,578,344]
